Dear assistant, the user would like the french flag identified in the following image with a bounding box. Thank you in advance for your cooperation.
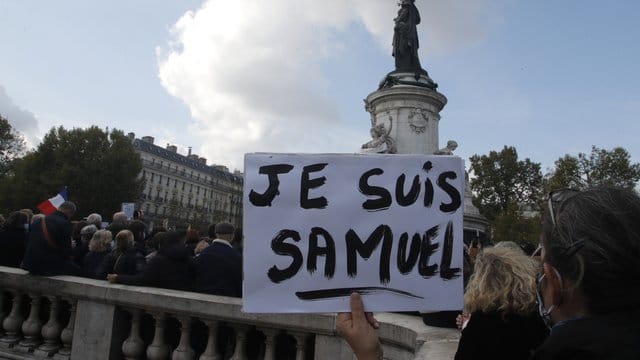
[37,188,69,215]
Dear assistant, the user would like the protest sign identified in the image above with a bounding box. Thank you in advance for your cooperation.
[121,202,135,221]
[243,153,464,313]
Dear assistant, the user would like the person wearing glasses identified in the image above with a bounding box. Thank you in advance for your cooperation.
[337,187,640,360]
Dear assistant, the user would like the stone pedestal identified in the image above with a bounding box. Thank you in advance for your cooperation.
[364,73,447,155]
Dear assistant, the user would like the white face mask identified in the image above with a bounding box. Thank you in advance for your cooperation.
[536,273,556,329]
[24,223,29,231]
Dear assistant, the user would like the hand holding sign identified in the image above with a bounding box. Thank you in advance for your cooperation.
[336,292,382,360]
[243,153,464,313]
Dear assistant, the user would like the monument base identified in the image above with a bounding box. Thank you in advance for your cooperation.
[364,82,447,155]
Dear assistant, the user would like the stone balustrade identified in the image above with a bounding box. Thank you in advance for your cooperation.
[0,266,459,359]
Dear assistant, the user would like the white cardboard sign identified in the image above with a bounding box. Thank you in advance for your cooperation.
[243,153,464,313]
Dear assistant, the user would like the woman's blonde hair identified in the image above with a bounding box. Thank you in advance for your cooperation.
[115,230,134,254]
[89,230,112,252]
[464,247,538,315]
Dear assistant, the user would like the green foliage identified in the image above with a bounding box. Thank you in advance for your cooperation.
[0,126,143,218]
[0,115,26,176]
[547,146,640,191]
[489,203,540,247]
[469,145,544,222]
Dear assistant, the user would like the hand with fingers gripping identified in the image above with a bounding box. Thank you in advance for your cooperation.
[336,292,383,360]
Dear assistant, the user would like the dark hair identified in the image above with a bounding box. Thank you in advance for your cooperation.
[5,211,29,230]
[185,229,200,245]
[542,187,640,314]
[158,231,183,250]
[128,220,147,244]
[207,223,217,238]
[72,221,88,241]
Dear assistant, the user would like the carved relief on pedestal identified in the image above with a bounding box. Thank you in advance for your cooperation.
[407,107,430,134]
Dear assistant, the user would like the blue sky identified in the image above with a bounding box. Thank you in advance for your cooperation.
[1,0,638,173]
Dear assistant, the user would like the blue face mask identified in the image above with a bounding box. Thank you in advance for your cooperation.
[24,223,29,231]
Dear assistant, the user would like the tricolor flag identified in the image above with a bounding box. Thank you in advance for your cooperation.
[36,188,69,215]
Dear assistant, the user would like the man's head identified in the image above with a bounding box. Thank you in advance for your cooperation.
[112,211,127,223]
[80,224,98,243]
[215,222,235,241]
[86,213,103,228]
[58,201,77,219]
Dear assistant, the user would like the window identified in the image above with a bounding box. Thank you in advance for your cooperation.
[166,177,170,186]
[182,182,185,191]
[151,173,155,182]
[159,175,163,184]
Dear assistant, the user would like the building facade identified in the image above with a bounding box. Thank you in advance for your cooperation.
[130,134,243,229]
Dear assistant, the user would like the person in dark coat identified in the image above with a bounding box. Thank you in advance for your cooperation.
[82,229,112,279]
[195,222,242,297]
[97,229,145,279]
[0,211,30,267]
[21,202,80,276]
[71,224,97,267]
[107,231,196,291]
[128,220,148,257]
[531,187,640,359]
[454,247,548,360]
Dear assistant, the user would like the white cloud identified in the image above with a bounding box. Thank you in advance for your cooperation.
[157,0,494,170]
[0,85,40,148]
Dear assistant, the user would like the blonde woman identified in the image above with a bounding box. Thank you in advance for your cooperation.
[99,230,145,279]
[82,230,111,279]
[454,247,548,360]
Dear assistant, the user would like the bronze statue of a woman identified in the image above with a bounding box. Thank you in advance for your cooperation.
[392,0,423,80]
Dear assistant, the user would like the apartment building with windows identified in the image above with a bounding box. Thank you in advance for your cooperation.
[130,134,243,229]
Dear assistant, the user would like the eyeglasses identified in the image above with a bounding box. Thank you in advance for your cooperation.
[545,188,585,258]
[547,189,579,227]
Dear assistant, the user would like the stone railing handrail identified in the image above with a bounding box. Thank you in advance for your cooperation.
[0,266,459,359]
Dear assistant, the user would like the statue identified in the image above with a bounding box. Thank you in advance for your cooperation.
[361,123,397,154]
[434,140,458,155]
[393,0,423,80]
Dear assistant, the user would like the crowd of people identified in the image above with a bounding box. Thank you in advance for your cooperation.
[0,205,243,298]
[2,186,640,359]
[337,186,640,360]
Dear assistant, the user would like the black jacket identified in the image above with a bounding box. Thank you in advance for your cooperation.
[115,244,196,291]
[82,251,108,279]
[195,241,242,297]
[531,310,640,360]
[98,248,145,279]
[455,310,548,360]
[21,211,79,276]
[0,227,28,268]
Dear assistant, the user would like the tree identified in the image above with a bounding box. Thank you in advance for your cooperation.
[0,126,144,218]
[0,115,26,176]
[489,203,540,247]
[547,146,640,191]
[469,146,544,222]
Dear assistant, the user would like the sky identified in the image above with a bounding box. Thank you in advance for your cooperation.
[1,0,639,173]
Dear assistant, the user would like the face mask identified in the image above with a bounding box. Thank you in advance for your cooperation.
[24,223,29,231]
[536,273,556,329]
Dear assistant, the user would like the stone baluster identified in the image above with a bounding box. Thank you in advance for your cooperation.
[0,290,25,348]
[0,291,6,336]
[35,296,63,357]
[291,332,308,360]
[146,312,170,360]
[53,299,77,360]
[121,309,145,360]
[259,328,278,360]
[17,293,43,352]
[199,320,220,360]
[229,324,249,360]
[172,316,195,360]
